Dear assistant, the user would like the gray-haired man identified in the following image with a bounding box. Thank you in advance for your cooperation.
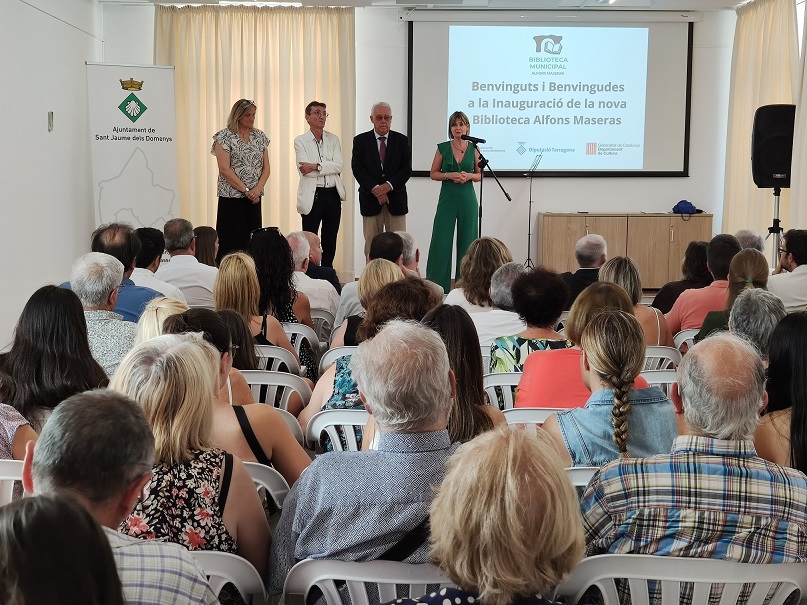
[22,390,219,605]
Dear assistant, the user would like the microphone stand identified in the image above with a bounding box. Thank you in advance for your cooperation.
[474,143,512,237]
[523,154,542,269]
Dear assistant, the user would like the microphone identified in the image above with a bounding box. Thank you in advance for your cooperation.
[461,134,486,145]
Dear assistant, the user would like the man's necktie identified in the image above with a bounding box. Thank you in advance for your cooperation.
[379,136,387,164]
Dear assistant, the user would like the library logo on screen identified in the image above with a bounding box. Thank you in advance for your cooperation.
[533,35,563,55]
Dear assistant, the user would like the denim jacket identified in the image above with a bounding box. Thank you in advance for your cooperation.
[556,386,677,467]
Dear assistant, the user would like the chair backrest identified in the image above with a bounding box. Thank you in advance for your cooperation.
[0,459,23,506]
[502,407,565,432]
[480,345,491,373]
[241,370,312,411]
[254,344,302,375]
[284,559,454,605]
[191,551,268,605]
[282,322,324,374]
[483,372,523,410]
[319,346,357,375]
[640,369,678,397]
[553,554,807,605]
[555,310,570,332]
[275,407,305,447]
[644,346,682,371]
[311,308,336,344]
[243,461,290,509]
[674,328,699,353]
[565,466,599,488]
[305,409,370,452]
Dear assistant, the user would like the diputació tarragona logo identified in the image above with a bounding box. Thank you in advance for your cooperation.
[534,35,563,55]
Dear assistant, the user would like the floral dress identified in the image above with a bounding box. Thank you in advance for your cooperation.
[489,336,573,373]
[279,299,317,381]
[121,449,237,554]
[321,355,364,450]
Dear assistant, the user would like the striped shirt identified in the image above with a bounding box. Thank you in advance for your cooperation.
[582,435,807,562]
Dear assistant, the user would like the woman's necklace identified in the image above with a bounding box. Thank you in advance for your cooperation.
[451,140,468,153]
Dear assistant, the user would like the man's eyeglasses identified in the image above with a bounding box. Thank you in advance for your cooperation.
[779,247,788,255]
[309,110,328,118]
[373,115,392,122]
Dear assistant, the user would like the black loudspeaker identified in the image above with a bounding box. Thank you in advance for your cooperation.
[752,104,796,188]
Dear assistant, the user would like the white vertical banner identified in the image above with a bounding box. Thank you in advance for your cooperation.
[86,62,179,227]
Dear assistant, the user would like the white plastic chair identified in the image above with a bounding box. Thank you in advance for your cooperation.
[254,344,302,375]
[0,460,23,505]
[640,369,678,397]
[483,372,523,410]
[674,328,699,353]
[480,345,491,372]
[319,346,357,375]
[191,551,269,605]
[502,407,565,432]
[241,370,312,411]
[275,407,305,447]
[283,559,454,605]
[565,466,599,488]
[310,308,336,345]
[305,409,370,452]
[283,322,324,372]
[555,310,570,332]
[243,461,290,509]
[644,346,682,371]
[552,554,807,605]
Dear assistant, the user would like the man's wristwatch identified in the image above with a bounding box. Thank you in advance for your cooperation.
[316,163,322,171]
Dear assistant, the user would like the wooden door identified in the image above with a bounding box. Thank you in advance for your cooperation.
[668,215,713,281]
[627,216,672,289]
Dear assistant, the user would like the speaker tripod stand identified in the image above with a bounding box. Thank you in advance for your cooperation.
[765,187,783,269]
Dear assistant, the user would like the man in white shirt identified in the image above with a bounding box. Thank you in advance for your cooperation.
[295,101,346,269]
[470,262,527,347]
[287,231,339,316]
[131,227,187,304]
[767,229,807,313]
[156,218,218,308]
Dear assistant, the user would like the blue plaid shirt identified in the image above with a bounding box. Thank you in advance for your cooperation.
[582,435,807,562]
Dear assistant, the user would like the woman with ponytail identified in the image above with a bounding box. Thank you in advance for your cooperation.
[542,308,677,467]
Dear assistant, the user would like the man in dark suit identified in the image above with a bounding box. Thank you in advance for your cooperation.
[302,231,341,294]
[562,234,607,310]
[352,102,412,258]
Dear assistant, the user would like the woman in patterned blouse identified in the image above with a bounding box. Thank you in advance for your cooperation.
[211,99,271,262]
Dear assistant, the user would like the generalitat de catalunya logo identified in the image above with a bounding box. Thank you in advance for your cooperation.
[118,78,148,123]
[533,35,563,55]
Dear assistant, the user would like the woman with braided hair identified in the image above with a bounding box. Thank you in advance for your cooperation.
[542,308,677,467]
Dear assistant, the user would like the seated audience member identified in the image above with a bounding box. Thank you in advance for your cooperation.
[112,335,270,576]
[755,312,807,471]
[79,222,162,322]
[214,251,297,361]
[728,288,786,362]
[470,262,528,348]
[303,231,341,294]
[269,320,458,593]
[396,230,444,299]
[331,259,404,348]
[666,234,741,334]
[71,252,138,376]
[768,229,807,313]
[542,308,676,467]
[22,390,218,604]
[445,237,512,313]
[287,231,339,316]
[582,333,807,567]
[193,226,219,267]
[490,268,572,373]
[0,404,36,464]
[248,228,317,381]
[696,248,769,341]
[381,426,584,605]
[0,494,125,605]
[334,231,408,326]
[161,311,310,484]
[132,227,187,303]
[735,229,765,252]
[134,296,189,345]
[156,218,219,308]
[561,234,607,310]
[0,286,108,432]
[652,240,712,314]
[599,256,674,347]
[298,277,441,435]
[219,309,262,370]
[516,283,644,409]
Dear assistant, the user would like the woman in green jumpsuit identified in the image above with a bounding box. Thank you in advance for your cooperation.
[426,111,481,292]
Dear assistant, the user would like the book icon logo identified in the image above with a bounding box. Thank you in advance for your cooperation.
[534,35,563,55]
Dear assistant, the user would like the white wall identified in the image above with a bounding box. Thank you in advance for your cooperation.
[0,0,103,347]
[354,8,736,276]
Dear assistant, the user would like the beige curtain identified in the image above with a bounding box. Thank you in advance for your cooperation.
[789,5,807,229]
[155,6,356,276]
[722,0,798,253]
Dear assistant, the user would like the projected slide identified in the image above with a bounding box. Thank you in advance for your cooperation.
[447,26,649,171]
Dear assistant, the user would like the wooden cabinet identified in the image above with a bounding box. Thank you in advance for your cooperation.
[537,213,713,289]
